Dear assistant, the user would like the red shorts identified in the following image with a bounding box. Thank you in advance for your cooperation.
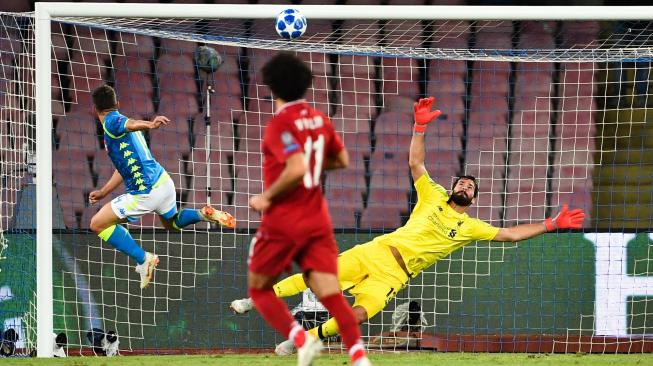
[247,226,338,276]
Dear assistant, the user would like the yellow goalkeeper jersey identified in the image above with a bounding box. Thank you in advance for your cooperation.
[373,172,500,276]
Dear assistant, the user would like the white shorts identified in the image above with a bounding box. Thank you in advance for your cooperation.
[111,173,177,222]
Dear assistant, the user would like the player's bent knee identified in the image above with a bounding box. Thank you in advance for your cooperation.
[89,216,105,234]
[352,306,368,323]
[248,272,277,290]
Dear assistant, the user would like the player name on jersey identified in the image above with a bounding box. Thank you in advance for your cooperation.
[294,115,324,131]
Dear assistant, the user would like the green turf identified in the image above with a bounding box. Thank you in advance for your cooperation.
[2,353,653,366]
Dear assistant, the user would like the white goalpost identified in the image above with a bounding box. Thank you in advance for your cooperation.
[0,2,650,357]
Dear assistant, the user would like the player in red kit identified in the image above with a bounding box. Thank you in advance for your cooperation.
[247,52,371,366]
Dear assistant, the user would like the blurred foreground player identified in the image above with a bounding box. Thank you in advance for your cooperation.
[246,52,371,366]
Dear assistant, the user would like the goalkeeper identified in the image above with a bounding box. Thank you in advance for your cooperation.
[230,96,585,355]
[88,85,235,289]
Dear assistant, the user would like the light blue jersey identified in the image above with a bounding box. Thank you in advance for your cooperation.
[102,111,165,195]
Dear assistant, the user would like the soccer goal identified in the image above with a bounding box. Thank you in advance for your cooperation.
[1,2,653,357]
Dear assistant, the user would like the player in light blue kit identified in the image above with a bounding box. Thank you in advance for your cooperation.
[88,85,236,289]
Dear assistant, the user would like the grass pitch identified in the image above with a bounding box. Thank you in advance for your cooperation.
[2,353,653,366]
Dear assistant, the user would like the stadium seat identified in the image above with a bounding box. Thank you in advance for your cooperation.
[359,206,403,230]
[51,28,70,62]
[381,57,421,100]
[185,149,232,193]
[551,165,593,192]
[114,33,156,58]
[514,73,553,98]
[560,21,599,48]
[507,150,549,167]
[464,146,507,181]
[117,93,156,119]
[518,21,556,49]
[157,93,200,124]
[333,75,378,123]
[57,130,99,153]
[325,186,364,210]
[430,19,470,48]
[160,38,199,57]
[466,202,502,225]
[306,74,332,113]
[506,161,548,187]
[504,192,547,225]
[193,130,235,154]
[554,137,594,165]
[69,27,112,66]
[326,167,366,190]
[424,151,461,186]
[374,111,413,136]
[374,133,412,152]
[114,57,155,94]
[341,133,371,155]
[430,59,466,76]
[467,111,509,138]
[231,181,262,228]
[471,61,511,97]
[382,19,424,49]
[328,206,358,229]
[237,126,263,153]
[369,169,411,190]
[149,127,192,157]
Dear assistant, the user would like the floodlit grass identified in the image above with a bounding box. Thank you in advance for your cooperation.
[3,353,653,366]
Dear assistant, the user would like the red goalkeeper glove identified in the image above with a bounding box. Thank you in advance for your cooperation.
[413,96,442,134]
[544,204,585,231]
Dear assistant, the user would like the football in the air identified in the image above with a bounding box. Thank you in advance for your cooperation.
[275,9,307,40]
[194,45,223,73]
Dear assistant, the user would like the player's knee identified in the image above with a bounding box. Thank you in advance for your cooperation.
[89,217,105,234]
[248,273,276,290]
[352,306,368,323]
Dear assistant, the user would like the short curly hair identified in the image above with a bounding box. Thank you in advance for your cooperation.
[261,52,312,102]
[92,84,118,112]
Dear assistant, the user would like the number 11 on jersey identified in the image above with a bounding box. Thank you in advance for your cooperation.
[302,134,325,188]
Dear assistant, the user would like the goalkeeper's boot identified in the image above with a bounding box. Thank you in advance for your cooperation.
[275,339,296,356]
[296,333,323,366]
[229,298,254,314]
[135,252,159,289]
[200,206,236,228]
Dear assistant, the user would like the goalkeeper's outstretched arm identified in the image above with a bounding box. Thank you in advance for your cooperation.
[493,204,586,242]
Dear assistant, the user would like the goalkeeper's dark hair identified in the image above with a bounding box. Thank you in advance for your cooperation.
[452,175,479,198]
[262,52,312,102]
[92,84,118,112]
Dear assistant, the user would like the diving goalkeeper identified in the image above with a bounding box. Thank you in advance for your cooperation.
[230,96,585,355]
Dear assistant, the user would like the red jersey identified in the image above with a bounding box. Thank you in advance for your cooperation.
[261,99,344,232]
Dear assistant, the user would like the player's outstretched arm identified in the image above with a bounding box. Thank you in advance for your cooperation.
[492,204,586,242]
[125,115,170,132]
[409,97,442,182]
[89,169,123,204]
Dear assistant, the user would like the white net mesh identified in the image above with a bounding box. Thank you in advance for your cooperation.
[1,8,653,355]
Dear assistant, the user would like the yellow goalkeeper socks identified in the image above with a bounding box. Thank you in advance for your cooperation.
[309,318,340,340]
[273,273,308,297]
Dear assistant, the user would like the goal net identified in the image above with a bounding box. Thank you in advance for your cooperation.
[1,3,653,356]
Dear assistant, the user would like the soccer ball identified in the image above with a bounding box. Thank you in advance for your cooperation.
[194,45,223,73]
[275,9,307,40]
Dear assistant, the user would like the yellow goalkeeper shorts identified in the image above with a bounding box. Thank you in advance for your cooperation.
[337,241,409,319]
